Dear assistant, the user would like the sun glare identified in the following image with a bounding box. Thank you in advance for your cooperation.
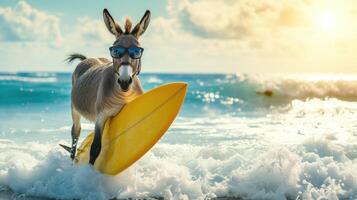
[311,0,350,37]
[315,11,339,31]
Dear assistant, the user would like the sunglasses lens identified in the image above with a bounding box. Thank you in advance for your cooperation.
[110,47,126,58]
[128,47,143,59]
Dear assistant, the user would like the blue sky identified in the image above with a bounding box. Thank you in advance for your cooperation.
[0,0,357,73]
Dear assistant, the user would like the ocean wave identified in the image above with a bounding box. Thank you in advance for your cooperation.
[2,72,357,199]
[3,73,357,112]
[0,75,57,83]
[246,74,357,100]
[0,136,356,200]
[184,74,357,111]
[38,123,94,133]
[183,74,357,111]
[145,76,163,84]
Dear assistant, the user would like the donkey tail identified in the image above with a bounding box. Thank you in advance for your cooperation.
[65,53,87,64]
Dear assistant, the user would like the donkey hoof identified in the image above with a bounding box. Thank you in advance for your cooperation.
[70,148,76,160]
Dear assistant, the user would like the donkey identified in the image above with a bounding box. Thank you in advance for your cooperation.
[65,9,151,165]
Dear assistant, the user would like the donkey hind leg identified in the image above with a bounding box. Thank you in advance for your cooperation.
[71,106,81,160]
[89,118,105,165]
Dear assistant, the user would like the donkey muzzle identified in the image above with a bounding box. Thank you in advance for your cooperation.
[118,77,132,92]
[117,65,133,92]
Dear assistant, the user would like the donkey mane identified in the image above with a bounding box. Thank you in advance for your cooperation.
[124,18,133,34]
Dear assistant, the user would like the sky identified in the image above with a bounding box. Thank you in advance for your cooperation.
[0,0,357,73]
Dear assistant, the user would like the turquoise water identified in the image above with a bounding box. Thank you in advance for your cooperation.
[0,72,272,143]
[0,72,357,199]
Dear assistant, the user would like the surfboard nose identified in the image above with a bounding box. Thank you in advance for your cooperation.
[167,82,188,93]
[179,82,188,89]
[178,82,188,96]
[162,82,188,101]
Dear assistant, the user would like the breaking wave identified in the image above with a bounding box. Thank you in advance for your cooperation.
[247,74,357,100]
[0,136,356,200]
[1,72,357,199]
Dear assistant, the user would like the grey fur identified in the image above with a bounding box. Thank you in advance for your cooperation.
[131,10,151,37]
[68,9,150,164]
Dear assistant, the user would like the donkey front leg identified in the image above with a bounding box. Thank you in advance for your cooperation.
[71,105,81,160]
[89,117,106,165]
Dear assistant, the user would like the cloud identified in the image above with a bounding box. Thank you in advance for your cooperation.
[161,0,357,54]
[1,0,357,73]
[0,1,63,47]
[167,0,311,40]
[138,0,357,73]
[67,17,113,47]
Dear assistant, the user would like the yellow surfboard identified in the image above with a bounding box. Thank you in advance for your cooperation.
[74,82,187,175]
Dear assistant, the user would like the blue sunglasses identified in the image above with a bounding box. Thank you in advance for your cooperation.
[109,46,144,59]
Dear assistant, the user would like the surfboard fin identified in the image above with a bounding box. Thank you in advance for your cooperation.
[59,144,72,153]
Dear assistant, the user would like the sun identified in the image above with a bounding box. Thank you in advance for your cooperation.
[311,1,350,37]
[314,11,339,31]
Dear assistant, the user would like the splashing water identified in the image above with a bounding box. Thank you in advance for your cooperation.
[0,72,356,199]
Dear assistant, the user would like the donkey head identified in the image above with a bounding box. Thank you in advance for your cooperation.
[103,9,151,92]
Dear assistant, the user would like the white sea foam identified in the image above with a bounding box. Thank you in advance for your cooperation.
[38,123,94,133]
[245,74,357,100]
[33,72,56,77]
[146,76,163,84]
[0,75,57,83]
[0,135,356,200]
[2,74,357,199]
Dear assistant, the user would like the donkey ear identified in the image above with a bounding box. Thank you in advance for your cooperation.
[103,8,123,37]
[131,10,151,37]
